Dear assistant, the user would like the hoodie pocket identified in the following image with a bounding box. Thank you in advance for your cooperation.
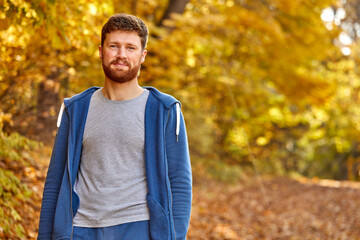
[146,194,169,240]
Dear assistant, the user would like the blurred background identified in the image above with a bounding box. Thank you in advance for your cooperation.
[1,0,360,239]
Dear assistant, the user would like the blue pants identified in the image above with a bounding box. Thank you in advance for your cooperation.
[73,220,150,240]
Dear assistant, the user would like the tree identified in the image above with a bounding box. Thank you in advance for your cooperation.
[158,0,190,26]
[140,0,343,177]
[0,0,113,140]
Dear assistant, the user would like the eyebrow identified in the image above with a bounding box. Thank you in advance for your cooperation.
[107,41,138,47]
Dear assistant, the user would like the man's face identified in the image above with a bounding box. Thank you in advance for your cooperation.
[99,30,147,83]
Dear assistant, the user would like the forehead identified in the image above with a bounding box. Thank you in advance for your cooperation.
[104,30,141,45]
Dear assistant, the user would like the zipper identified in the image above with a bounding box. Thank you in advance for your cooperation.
[65,107,74,240]
[68,151,74,240]
[165,107,177,239]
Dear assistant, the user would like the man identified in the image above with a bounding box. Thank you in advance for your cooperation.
[38,13,192,240]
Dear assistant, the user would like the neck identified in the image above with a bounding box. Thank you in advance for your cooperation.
[102,78,144,101]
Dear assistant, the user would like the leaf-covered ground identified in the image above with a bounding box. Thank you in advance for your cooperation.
[188,177,360,240]
[12,162,360,239]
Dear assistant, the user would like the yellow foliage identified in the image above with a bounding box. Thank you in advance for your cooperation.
[2,0,360,194]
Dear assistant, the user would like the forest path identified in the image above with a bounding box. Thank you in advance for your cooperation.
[16,154,360,240]
[188,177,360,240]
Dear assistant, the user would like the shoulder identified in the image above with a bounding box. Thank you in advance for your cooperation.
[63,87,100,107]
[57,87,100,127]
[144,86,180,109]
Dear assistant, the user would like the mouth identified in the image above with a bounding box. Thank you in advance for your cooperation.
[112,61,129,67]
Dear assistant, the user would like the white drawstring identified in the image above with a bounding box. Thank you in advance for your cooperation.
[176,103,180,142]
[57,102,65,128]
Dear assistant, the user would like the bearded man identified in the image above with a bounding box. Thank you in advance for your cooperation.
[37,13,192,240]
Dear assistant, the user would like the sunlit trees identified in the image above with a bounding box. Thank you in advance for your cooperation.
[141,0,351,179]
[3,0,360,238]
[3,0,360,180]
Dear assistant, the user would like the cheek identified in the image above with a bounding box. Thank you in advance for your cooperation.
[102,51,115,62]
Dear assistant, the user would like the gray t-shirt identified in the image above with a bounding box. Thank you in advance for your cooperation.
[73,88,150,227]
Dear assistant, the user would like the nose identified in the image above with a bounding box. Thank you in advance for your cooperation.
[117,46,127,59]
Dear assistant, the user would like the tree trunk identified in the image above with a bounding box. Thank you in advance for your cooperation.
[36,78,59,141]
[158,0,190,27]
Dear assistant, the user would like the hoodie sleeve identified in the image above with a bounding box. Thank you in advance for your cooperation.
[165,103,192,240]
[38,104,69,240]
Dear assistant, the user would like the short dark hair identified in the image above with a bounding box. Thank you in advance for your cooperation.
[101,13,148,50]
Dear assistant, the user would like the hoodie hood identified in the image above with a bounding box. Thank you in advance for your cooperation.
[57,86,182,141]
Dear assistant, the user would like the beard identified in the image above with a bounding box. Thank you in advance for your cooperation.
[102,58,141,83]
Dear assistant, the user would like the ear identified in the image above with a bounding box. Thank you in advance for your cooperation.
[99,45,103,60]
[141,50,147,63]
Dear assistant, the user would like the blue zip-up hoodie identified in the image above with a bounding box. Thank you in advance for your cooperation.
[38,87,192,240]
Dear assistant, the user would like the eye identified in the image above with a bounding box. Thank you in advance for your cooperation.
[109,45,118,49]
[127,46,136,50]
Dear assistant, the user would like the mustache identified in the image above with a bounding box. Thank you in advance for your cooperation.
[111,59,130,65]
